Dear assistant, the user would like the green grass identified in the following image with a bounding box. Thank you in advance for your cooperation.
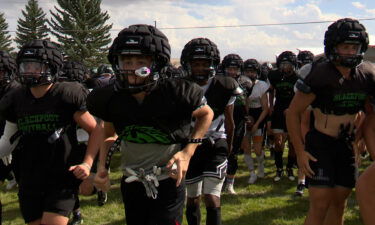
[1,149,368,225]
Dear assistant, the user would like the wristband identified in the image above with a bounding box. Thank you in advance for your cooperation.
[81,162,91,171]
[187,138,203,144]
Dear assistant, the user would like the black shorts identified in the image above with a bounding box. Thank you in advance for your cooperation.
[0,160,12,182]
[18,188,77,223]
[185,138,228,184]
[305,129,356,189]
[249,107,266,129]
[271,109,287,132]
[121,177,185,225]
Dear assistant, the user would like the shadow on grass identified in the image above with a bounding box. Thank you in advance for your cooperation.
[222,198,308,225]
[2,207,24,224]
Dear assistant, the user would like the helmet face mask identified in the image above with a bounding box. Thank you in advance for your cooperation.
[297,51,314,68]
[116,54,156,93]
[108,24,171,93]
[222,54,243,79]
[225,66,241,79]
[332,42,363,68]
[16,40,63,87]
[181,38,220,83]
[279,61,294,75]
[18,60,52,87]
[277,51,297,75]
[190,58,215,82]
[244,69,258,80]
[324,18,369,68]
[244,59,260,81]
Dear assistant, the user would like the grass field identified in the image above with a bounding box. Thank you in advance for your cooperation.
[1,149,369,225]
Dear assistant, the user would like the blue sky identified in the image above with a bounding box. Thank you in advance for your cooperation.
[1,0,374,62]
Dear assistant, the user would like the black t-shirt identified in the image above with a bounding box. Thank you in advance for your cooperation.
[302,61,375,115]
[0,80,22,135]
[87,78,205,144]
[204,76,240,120]
[0,81,89,191]
[268,70,298,111]
[233,76,252,125]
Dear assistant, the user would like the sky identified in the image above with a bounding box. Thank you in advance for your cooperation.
[1,0,375,62]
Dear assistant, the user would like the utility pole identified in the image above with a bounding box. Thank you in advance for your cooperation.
[154,20,157,28]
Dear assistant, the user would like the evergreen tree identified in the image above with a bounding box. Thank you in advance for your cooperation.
[49,0,112,67]
[0,12,13,52]
[15,0,49,48]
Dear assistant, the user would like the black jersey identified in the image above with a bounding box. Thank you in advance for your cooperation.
[0,82,89,191]
[87,78,205,144]
[268,70,298,111]
[0,80,21,99]
[0,80,22,135]
[302,61,375,115]
[233,76,252,124]
[204,76,240,120]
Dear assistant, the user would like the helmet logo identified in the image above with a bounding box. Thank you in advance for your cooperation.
[24,49,36,56]
[125,37,140,45]
[194,47,205,52]
[348,32,359,38]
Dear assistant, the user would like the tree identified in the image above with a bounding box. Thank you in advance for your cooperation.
[15,0,49,48]
[49,0,112,67]
[0,12,14,52]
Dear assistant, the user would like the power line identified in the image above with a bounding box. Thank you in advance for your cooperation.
[4,17,375,32]
[158,18,375,30]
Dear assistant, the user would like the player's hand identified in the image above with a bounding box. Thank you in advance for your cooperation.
[69,163,91,180]
[166,150,193,187]
[297,151,317,178]
[94,167,111,192]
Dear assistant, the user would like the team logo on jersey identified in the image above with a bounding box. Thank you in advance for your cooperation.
[18,114,59,132]
[333,92,366,108]
[120,125,172,144]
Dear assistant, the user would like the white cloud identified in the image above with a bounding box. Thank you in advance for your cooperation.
[1,0,367,62]
[352,1,366,10]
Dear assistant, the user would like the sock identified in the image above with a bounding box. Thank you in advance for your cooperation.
[298,179,305,185]
[186,204,201,225]
[287,155,296,169]
[226,177,234,185]
[244,153,254,171]
[274,151,283,169]
[256,152,265,165]
[73,195,80,211]
[206,207,221,225]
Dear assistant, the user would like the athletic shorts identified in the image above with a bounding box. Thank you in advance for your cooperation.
[0,160,12,182]
[271,109,287,133]
[305,129,356,189]
[232,121,246,155]
[185,138,228,184]
[249,107,266,130]
[121,177,185,225]
[18,188,77,223]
